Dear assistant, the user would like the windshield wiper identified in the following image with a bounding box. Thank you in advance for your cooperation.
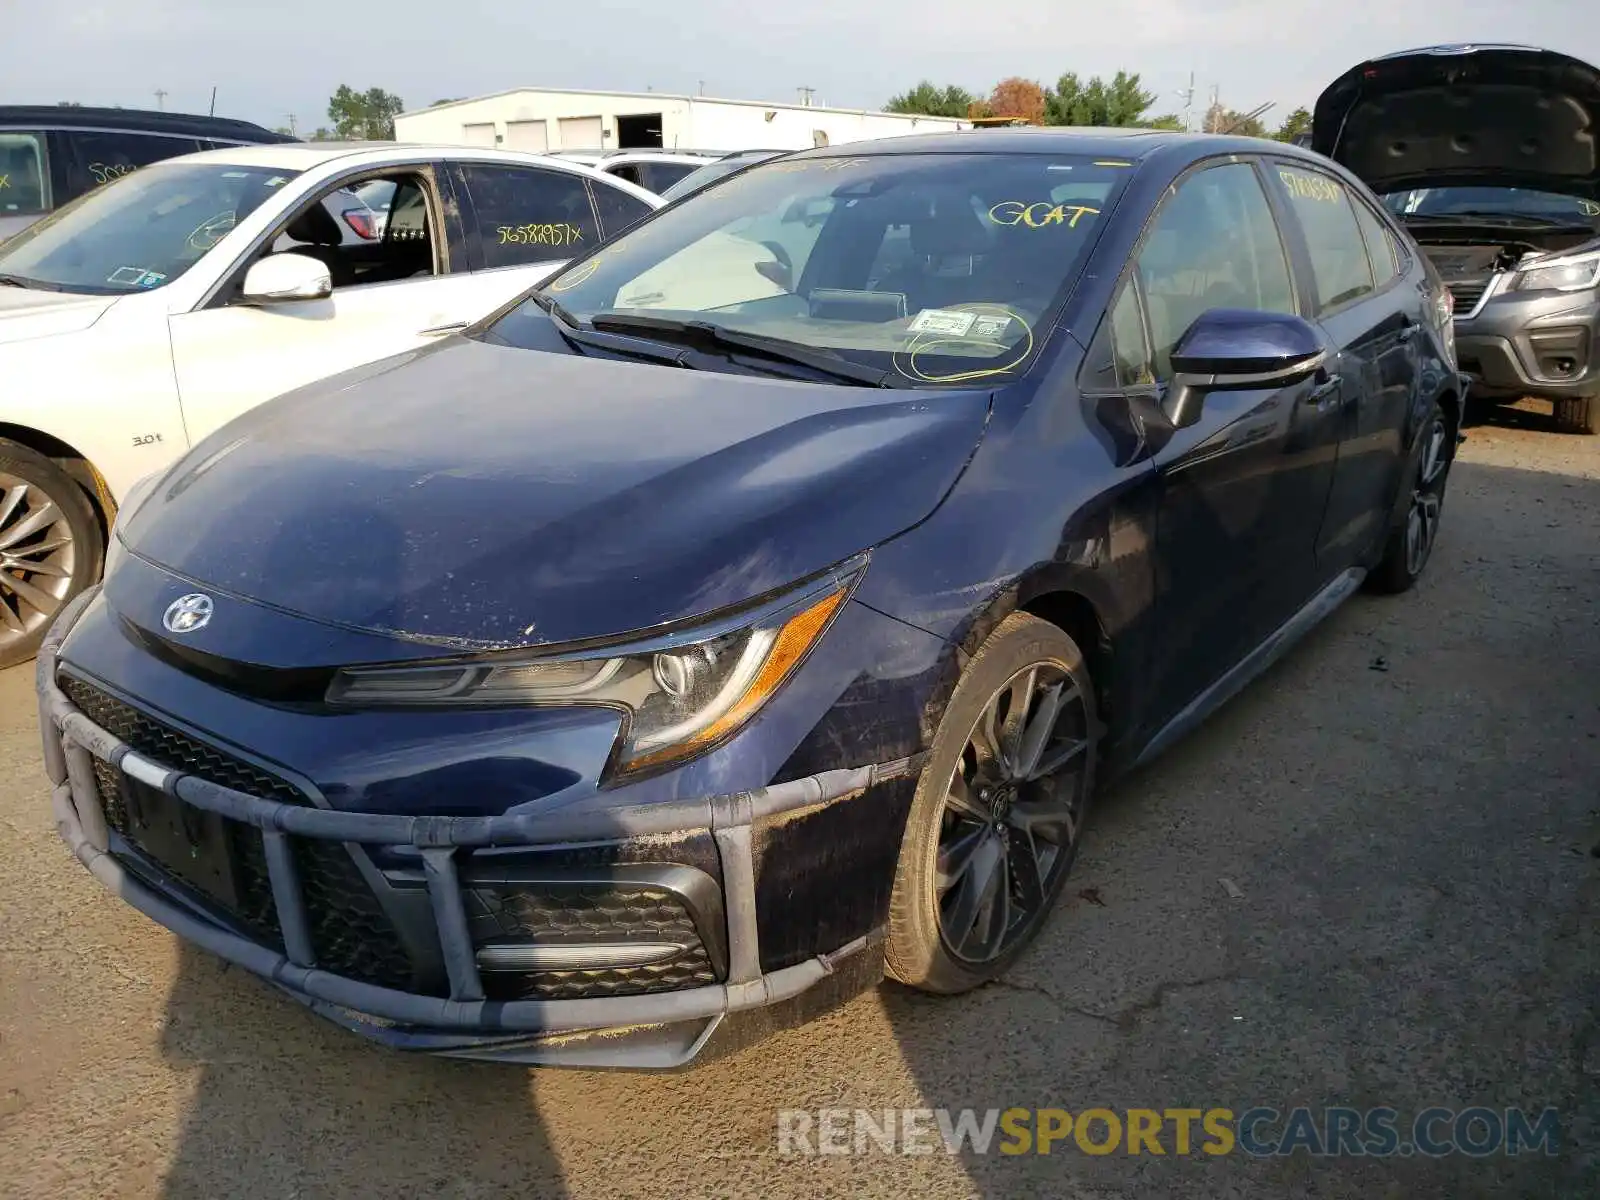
[586,312,897,388]
[0,273,37,289]
[537,295,699,369]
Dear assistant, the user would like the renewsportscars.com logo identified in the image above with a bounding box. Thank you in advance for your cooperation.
[776,1106,1562,1158]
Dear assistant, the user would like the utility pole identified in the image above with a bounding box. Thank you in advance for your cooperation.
[153,88,168,111]
[698,80,705,96]
[797,86,815,107]
[1175,70,1196,132]
[285,113,298,137]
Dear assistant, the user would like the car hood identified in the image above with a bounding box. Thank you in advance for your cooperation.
[0,288,120,344]
[123,337,991,650]
[1313,44,1600,198]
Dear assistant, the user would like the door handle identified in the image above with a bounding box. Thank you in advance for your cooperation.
[418,320,469,337]
[1305,376,1343,411]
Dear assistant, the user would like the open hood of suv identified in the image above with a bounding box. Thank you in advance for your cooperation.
[1313,44,1600,199]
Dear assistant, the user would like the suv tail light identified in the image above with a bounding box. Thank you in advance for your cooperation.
[342,209,378,240]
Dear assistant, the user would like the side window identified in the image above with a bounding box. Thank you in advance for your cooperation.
[1272,164,1374,312]
[1134,161,1297,380]
[60,131,199,200]
[637,162,698,193]
[0,132,51,214]
[1351,197,1400,288]
[590,180,654,239]
[607,163,644,187]
[457,164,598,267]
[1083,280,1155,391]
[267,171,437,289]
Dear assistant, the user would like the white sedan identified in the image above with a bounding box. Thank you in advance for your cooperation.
[0,141,660,664]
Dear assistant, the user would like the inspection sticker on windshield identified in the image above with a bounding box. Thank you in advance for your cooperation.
[908,308,977,336]
[969,315,1012,339]
[107,266,152,286]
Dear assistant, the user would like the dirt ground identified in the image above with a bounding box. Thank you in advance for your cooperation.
[1,414,1596,1199]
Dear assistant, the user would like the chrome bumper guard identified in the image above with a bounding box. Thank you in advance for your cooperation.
[39,588,920,1045]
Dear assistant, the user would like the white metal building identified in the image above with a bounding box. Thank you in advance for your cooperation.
[393,88,970,153]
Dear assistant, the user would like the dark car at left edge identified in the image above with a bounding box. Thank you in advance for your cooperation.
[37,128,1462,1068]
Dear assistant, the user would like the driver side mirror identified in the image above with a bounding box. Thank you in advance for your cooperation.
[1164,309,1326,428]
[238,252,333,305]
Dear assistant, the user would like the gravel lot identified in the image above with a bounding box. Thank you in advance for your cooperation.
[1,416,1596,1199]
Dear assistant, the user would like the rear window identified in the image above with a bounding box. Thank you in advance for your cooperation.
[513,152,1134,385]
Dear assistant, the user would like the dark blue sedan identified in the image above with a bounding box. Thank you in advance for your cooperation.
[37,129,1462,1068]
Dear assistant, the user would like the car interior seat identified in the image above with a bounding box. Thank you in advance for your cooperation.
[876,193,998,313]
[277,203,356,287]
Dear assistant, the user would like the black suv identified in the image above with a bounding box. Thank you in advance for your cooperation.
[1314,45,1600,434]
[1,105,295,241]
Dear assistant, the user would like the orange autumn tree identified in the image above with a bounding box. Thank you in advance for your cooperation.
[977,77,1048,125]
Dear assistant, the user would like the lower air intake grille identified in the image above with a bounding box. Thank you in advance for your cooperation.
[59,674,422,993]
[466,883,719,1001]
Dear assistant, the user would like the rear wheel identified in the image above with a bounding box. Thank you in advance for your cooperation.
[885,612,1098,993]
[0,441,103,669]
[1554,395,1600,435]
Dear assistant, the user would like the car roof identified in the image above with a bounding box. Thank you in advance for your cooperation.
[147,142,664,206]
[802,127,1241,159]
[0,104,294,143]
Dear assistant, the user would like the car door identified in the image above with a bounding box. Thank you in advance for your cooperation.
[1266,161,1421,569]
[450,160,611,306]
[1129,159,1344,712]
[167,164,489,444]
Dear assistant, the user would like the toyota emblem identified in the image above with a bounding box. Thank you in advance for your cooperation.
[163,593,214,634]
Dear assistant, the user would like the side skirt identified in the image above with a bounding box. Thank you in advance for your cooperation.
[1130,567,1366,771]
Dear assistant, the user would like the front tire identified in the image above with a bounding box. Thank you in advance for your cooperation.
[1554,395,1600,435]
[885,612,1098,993]
[1368,401,1453,595]
[0,441,103,670]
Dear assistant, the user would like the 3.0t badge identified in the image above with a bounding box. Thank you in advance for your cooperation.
[162,593,214,634]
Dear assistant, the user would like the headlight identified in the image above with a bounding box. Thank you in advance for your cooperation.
[104,469,165,576]
[326,561,863,777]
[1510,250,1600,293]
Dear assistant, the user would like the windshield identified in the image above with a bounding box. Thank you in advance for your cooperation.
[501,151,1132,386]
[1383,187,1600,225]
[660,155,784,203]
[0,161,300,294]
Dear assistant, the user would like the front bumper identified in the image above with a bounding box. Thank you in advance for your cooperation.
[1455,285,1600,400]
[38,589,921,1068]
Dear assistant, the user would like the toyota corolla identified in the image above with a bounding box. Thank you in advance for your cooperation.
[38,130,1461,1068]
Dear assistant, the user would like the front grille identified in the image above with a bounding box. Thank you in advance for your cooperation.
[466,883,719,1001]
[59,674,421,993]
[1447,279,1490,315]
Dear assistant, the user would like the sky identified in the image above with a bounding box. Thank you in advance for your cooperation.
[5,0,1596,133]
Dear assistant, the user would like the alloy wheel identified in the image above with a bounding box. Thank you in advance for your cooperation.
[935,661,1092,964]
[1404,417,1449,578]
[0,473,79,649]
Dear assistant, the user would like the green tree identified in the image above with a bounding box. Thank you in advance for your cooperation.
[326,85,404,140]
[1046,71,1179,128]
[1274,106,1313,142]
[885,81,977,119]
[310,126,338,141]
